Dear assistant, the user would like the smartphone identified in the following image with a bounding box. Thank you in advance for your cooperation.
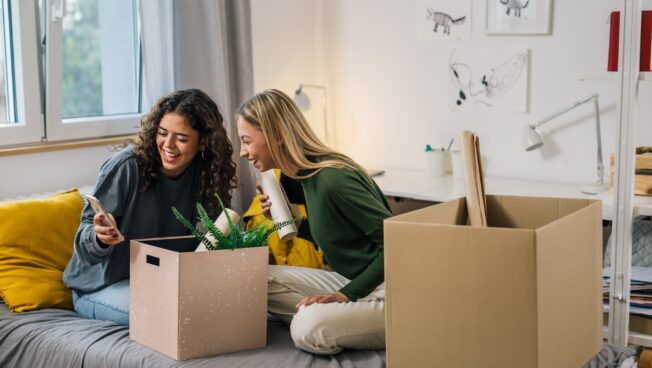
[84,195,125,242]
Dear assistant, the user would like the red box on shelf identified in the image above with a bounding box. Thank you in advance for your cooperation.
[608,12,620,71]
[608,11,652,72]
[642,11,652,71]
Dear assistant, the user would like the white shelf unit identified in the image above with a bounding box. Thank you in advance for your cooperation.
[579,72,652,81]
[606,0,648,348]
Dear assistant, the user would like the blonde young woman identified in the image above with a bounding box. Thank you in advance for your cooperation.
[237,89,392,355]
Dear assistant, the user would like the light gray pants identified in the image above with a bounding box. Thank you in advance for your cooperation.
[267,265,385,355]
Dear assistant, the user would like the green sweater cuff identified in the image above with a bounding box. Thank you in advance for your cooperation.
[338,253,385,301]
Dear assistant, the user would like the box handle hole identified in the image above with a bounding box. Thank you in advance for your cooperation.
[146,255,160,266]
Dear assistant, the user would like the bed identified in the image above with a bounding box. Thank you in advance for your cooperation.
[0,300,641,368]
[0,302,386,368]
[0,189,638,368]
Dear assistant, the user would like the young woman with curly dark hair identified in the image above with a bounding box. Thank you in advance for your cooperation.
[64,89,238,326]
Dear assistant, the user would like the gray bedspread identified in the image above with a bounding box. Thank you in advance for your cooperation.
[0,304,385,368]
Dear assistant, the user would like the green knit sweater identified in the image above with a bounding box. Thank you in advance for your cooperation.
[297,167,392,301]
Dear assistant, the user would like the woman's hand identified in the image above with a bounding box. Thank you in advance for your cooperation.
[296,292,349,308]
[256,184,273,220]
[256,184,302,221]
[93,212,122,247]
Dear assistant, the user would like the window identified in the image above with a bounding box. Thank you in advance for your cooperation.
[44,0,142,141]
[0,0,44,146]
[0,0,142,147]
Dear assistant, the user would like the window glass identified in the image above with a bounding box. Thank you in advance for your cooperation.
[62,0,140,120]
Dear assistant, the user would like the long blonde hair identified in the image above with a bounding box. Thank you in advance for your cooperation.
[237,89,365,179]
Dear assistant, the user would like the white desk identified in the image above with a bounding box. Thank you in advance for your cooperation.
[373,169,652,220]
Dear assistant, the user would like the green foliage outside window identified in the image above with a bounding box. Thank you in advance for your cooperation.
[62,0,102,118]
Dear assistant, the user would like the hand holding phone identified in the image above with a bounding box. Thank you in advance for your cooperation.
[85,195,125,243]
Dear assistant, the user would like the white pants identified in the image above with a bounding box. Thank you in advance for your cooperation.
[267,265,385,355]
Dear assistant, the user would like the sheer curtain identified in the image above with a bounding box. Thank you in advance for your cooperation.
[139,0,256,214]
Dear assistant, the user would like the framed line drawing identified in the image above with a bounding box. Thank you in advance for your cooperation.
[417,0,471,40]
[486,0,552,35]
[448,47,530,112]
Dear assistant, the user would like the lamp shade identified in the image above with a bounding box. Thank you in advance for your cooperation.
[524,125,544,151]
[292,83,329,145]
[293,89,312,111]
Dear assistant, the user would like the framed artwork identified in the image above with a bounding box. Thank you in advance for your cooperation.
[417,0,471,40]
[448,47,530,112]
[486,0,552,35]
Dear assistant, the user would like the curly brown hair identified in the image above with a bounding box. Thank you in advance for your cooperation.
[131,89,238,214]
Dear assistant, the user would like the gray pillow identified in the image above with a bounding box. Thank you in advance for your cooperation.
[604,219,652,267]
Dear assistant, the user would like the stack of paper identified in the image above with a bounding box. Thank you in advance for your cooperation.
[603,266,652,317]
[461,130,487,227]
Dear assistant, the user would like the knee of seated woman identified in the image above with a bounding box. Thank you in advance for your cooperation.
[290,303,338,336]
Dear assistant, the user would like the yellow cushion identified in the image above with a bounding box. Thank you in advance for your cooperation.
[0,189,83,312]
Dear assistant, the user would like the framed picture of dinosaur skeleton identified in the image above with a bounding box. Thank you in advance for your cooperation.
[486,0,552,35]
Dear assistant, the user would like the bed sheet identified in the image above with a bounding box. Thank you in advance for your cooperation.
[0,304,385,368]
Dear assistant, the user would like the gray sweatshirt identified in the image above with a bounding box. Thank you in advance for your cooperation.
[63,147,208,292]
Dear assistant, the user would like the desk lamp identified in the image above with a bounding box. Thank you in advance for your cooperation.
[524,94,609,194]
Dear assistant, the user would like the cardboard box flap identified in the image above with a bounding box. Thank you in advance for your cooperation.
[385,197,467,226]
[487,196,597,230]
[387,195,598,232]
[534,201,602,367]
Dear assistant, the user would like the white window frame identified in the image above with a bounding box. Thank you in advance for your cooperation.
[44,0,141,142]
[0,0,44,146]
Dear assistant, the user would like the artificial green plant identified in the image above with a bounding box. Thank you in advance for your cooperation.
[172,193,298,251]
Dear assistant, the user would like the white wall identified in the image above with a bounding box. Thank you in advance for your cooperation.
[251,0,320,93]
[250,0,331,142]
[0,145,115,199]
[252,0,652,185]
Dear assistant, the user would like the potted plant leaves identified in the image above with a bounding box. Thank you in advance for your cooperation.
[171,194,299,251]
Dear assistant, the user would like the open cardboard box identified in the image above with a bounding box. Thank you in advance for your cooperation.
[129,236,268,360]
[384,195,603,368]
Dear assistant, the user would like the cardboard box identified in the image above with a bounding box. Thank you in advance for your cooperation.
[384,195,603,368]
[130,236,268,360]
[604,312,652,336]
[610,153,652,196]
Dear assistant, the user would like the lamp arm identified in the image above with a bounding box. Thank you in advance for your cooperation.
[298,83,326,92]
[532,94,604,185]
[593,96,605,185]
[531,94,597,129]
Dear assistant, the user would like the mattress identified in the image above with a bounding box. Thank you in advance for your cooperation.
[0,304,386,368]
